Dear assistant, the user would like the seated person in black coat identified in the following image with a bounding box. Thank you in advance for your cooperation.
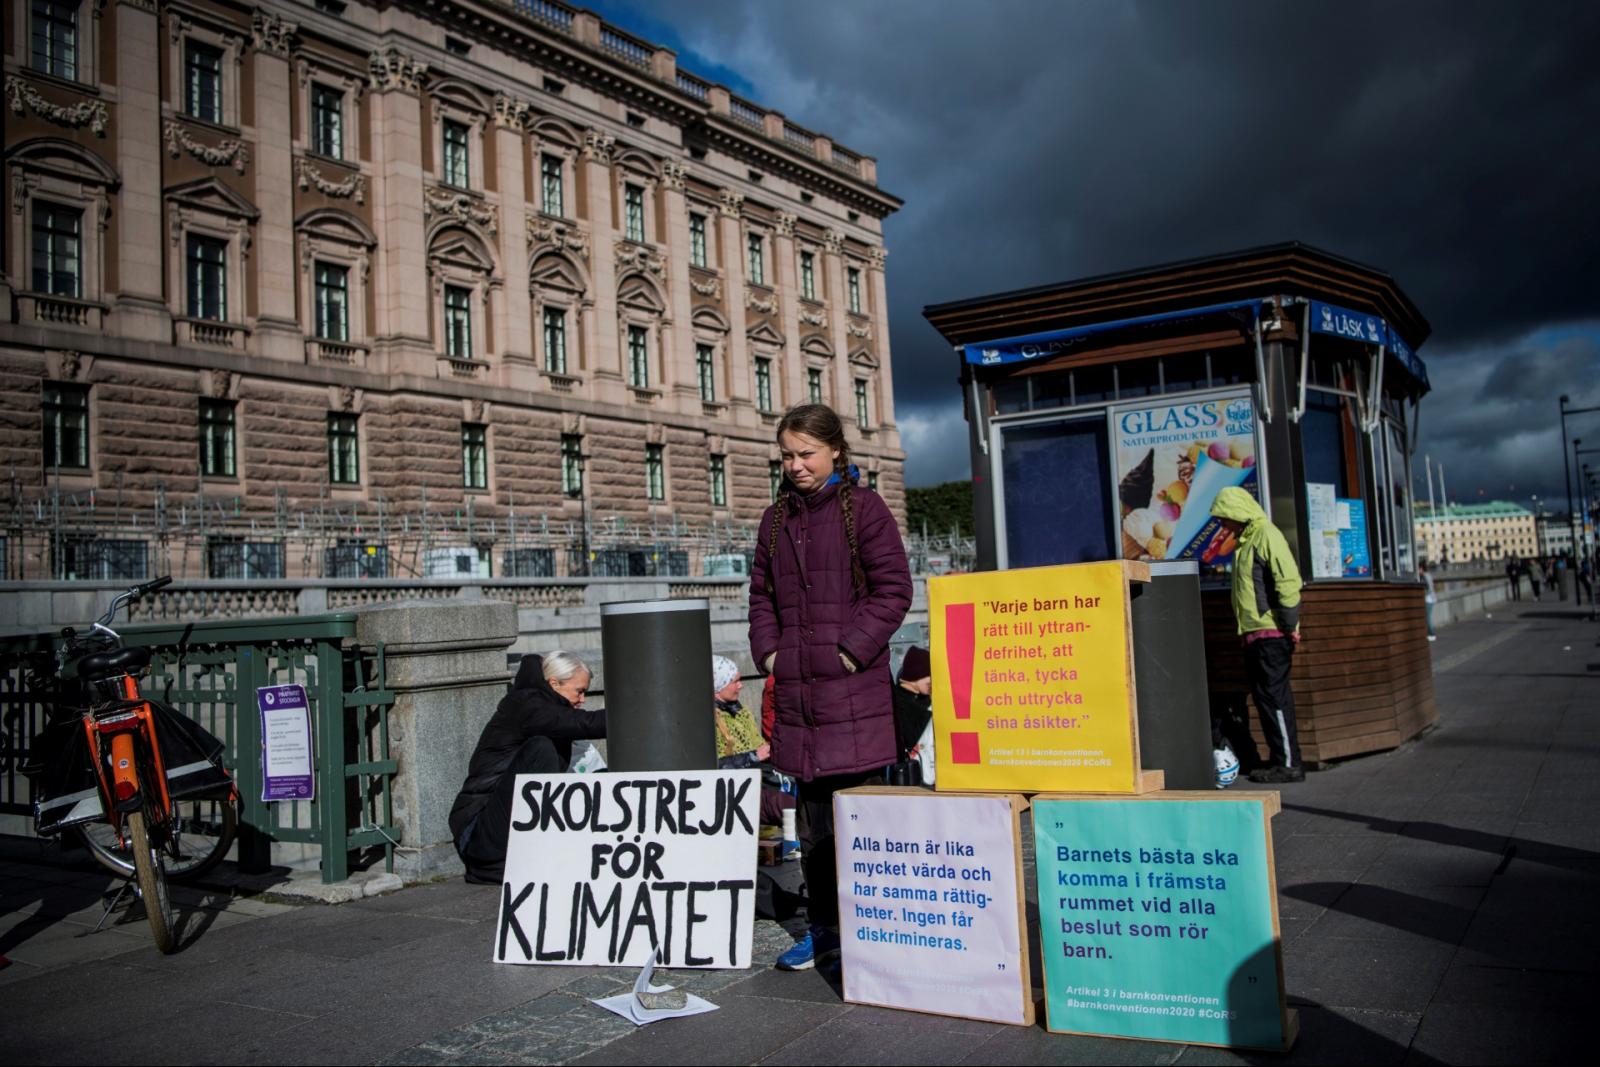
[449,651,605,884]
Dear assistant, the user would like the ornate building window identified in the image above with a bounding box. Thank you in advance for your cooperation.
[311,83,343,158]
[429,80,489,193]
[9,139,116,329]
[315,262,349,341]
[166,14,242,128]
[30,0,78,79]
[198,398,236,478]
[747,232,765,286]
[807,366,824,405]
[540,153,565,217]
[708,454,727,508]
[855,377,871,429]
[848,265,863,314]
[297,208,376,363]
[543,307,568,374]
[624,183,645,243]
[627,324,649,388]
[444,284,473,359]
[43,382,89,470]
[462,422,488,490]
[689,212,708,269]
[646,444,665,501]
[166,178,257,347]
[427,226,496,367]
[186,234,228,320]
[696,343,716,403]
[800,250,817,301]
[327,413,360,484]
[31,201,81,297]
[755,357,774,412]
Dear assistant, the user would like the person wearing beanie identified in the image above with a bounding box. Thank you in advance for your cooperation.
[712,655,768,768]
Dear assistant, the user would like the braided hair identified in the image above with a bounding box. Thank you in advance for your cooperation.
[765,404,865,595]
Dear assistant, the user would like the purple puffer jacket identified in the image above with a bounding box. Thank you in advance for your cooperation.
[748,477,912,781]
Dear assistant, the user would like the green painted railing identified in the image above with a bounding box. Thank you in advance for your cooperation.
[0,614,396,884]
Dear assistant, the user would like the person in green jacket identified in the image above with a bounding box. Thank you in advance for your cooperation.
[1211,487,1305,783]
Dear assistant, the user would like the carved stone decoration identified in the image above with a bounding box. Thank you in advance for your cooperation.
[339,385,357,412]
[119,0,158,11]
[582,130,615,163]
[690,277,721,299]
[718,190,744,219]
[745,288,776,314]
[368,47,429,93]
[868,246,888,268]
[773,211,797,237]
[424,186,499,236]
[251,10,298,57]
[296,158,367,204]
[614,240,666,278]
[527,215,590,259]
[471,399,486,422]
[494,92,531,129]
[661,161,689,190]
[165,120,251,174]
[6,76,110,137]
[12,170,36,215]
[59,350,84,381]
[823,229,845,254]
[799,308,827,327]
[847,321,872,339]
[211,369,234,399]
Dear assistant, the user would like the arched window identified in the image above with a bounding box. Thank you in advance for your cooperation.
[7,138,118,330]
[427,225,497,373]
[296,208,377,365]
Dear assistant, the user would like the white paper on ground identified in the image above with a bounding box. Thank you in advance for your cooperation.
[590,953,720,1026]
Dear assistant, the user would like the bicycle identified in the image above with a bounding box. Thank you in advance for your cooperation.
[26,577,238,953]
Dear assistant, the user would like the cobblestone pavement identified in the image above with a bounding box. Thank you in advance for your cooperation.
[3,601,1595,1064]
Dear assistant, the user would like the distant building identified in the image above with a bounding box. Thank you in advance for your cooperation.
[1536,513,1574,557]
[1414,502,1536,564]
[1,0,904,581]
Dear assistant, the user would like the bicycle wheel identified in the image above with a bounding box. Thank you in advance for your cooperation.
[126,809,175,954]
[80,795,237,881]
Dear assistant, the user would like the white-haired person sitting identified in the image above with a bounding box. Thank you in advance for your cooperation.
[449,651,604,884]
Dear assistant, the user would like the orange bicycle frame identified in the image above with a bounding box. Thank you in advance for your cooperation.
[81,675,172,831]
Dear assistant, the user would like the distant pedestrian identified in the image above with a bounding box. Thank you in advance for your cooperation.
[1528,558,1544,600]
[1211,488,1304,784]
[1506,557,1522,600]
[1420,560,1437,641]
[1578,557,1594,608]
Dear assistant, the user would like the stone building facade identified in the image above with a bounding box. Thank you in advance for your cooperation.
[1,0,903,580]
[1414,502,1537,565]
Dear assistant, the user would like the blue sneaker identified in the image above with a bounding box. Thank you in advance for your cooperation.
[776,925,840,971]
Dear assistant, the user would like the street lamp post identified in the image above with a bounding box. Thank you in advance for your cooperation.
[1559,396,1600,564]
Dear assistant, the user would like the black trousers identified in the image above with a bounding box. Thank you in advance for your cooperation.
[796,768,885,928]
[457,736,564,882]
[1245,637,1301,769]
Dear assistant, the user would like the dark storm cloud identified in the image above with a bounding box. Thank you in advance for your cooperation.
[609,1,1600,496]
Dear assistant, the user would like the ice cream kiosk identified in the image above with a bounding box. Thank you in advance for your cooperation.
[923,243,1437,763]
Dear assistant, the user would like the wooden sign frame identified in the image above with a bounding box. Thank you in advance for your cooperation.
[1030,789,1296,1052]
[834,786,1035,1026]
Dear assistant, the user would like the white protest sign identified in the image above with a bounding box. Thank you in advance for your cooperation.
[836,788,1034,1025]
[496,770,760,969]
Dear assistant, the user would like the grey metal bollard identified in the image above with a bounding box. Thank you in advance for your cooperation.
[1129,561,1215,791]
[599,598,717,772]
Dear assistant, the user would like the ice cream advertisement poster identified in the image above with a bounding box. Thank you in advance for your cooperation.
[1114,393,1260,575]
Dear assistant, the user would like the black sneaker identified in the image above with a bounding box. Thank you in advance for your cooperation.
[1247,765,1305,784]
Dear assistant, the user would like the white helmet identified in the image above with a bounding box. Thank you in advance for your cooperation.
[1214,746,1240,789]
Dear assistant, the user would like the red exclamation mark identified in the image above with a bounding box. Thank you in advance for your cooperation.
[945,602,981,764]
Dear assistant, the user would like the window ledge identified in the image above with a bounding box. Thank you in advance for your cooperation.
[442,356,489,379]
[702,400,729,416]
[164,109,243,139]
[631,386,663,403]
[301,150,358,171]
[176,317,250,351]
[542,370,582,392]
[307,338,369,365]
[18,293,107,330]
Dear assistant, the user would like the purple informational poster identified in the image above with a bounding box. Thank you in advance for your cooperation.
[258,684,315,802]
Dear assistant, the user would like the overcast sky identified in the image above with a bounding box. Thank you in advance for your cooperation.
[594,1,1600,509]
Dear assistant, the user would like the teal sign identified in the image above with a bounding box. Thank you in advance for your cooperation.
[1033,797,1287,1049]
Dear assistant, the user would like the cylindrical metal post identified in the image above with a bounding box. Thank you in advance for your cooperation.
[1128,561,1214,790]
[599,598,716,772]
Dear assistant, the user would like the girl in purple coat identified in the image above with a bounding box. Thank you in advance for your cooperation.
[749,404,912,970]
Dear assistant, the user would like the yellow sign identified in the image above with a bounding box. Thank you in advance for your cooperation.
[928,561,1144,793]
